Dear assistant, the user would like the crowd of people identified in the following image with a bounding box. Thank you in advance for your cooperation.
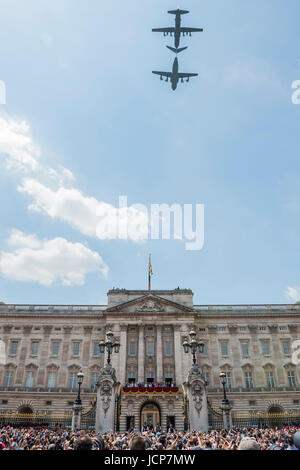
[0,425,299,450]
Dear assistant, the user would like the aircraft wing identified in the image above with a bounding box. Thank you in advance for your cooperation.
[180,27,203,33]
[177,73,198,78]
[152,71,172,78]
[152,27,175,33]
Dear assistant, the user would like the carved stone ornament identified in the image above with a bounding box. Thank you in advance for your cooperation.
[98,364,117,384]
[188,364,203,383]
[136,299,164,312]
[191,382,203,413]
[99,380,113,417]
[127,400,134,414]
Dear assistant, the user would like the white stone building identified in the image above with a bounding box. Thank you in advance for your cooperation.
[0,288,299,430]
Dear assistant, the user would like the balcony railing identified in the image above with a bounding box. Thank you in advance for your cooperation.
[122,385,179,394]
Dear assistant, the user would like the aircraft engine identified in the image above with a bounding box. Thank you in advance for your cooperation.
[181,78,184,83]
[160,76,163,80]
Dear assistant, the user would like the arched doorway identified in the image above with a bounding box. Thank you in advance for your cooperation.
[140,402,160,430]
[267,405,284,414]
[18,405,33,414]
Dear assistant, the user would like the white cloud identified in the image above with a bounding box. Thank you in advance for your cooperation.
[18,178,149,241]
[0,116,40,172]
[285,286,300,303]
[0,229,108,286]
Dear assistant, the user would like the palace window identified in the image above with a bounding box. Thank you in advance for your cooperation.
[72,342,80,357]
[261,341,270,356]
[31,342,39,356]
[91,372,100,389]
[25,372,34,388]
[4,371,13,387]
[266,371,275,388]
[51,342,60,356]
[9,341,18,356]
[129,341,137,356]
[47,372,56,388]
[164,341,173,357]
[244,372,254,389]
[225,372,232,388]
[146,342,154,356]
[220,342,228,357]
[69,372,77,389]
[282,341,291,355]
[241,342,249,357]
[127,372,136,384]
[287,371,297,387]
[200,343,207,356]
[93,343,100,357]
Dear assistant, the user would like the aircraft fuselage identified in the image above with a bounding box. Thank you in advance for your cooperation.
[174,13,181,49]
[171,57,179,90]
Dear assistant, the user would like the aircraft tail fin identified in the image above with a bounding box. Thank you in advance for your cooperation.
[166,46,188,54]
[168,9,189,15]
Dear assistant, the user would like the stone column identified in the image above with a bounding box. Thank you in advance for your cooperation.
[138,325,144,384]
[95,365,120,433]
[119,324,128,385]
[174,325,183,386]
[156,325,163,383]
[71,403,82,431]
[184,366,208,432]
[221,402,233,429]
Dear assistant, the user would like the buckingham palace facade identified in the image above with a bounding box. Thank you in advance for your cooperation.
[0,288,299,430]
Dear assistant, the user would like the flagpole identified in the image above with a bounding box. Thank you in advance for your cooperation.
[148,254,151,291]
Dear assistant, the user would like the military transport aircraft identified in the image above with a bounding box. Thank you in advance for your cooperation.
[152,57,198,91]
[152,9,203,54]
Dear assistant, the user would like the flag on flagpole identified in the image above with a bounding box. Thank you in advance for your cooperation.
[148,254,153,291]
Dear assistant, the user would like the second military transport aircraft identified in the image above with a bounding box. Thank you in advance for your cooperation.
[152,9,203,54]
[152,57,198,91]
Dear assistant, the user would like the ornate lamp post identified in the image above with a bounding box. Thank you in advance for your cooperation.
[219,372,232,429]
[74,371,84,405]
[219,372,229,404]
[72,371,84,431]
[182,330,205,365]
[99,330,120,367]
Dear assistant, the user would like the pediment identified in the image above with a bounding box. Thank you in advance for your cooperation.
[106,293,194,314]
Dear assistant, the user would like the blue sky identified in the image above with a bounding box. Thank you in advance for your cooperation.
[0,0,300,305]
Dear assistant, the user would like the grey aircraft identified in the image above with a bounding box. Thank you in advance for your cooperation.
[152,57,198,91]
[152,9,203,54]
